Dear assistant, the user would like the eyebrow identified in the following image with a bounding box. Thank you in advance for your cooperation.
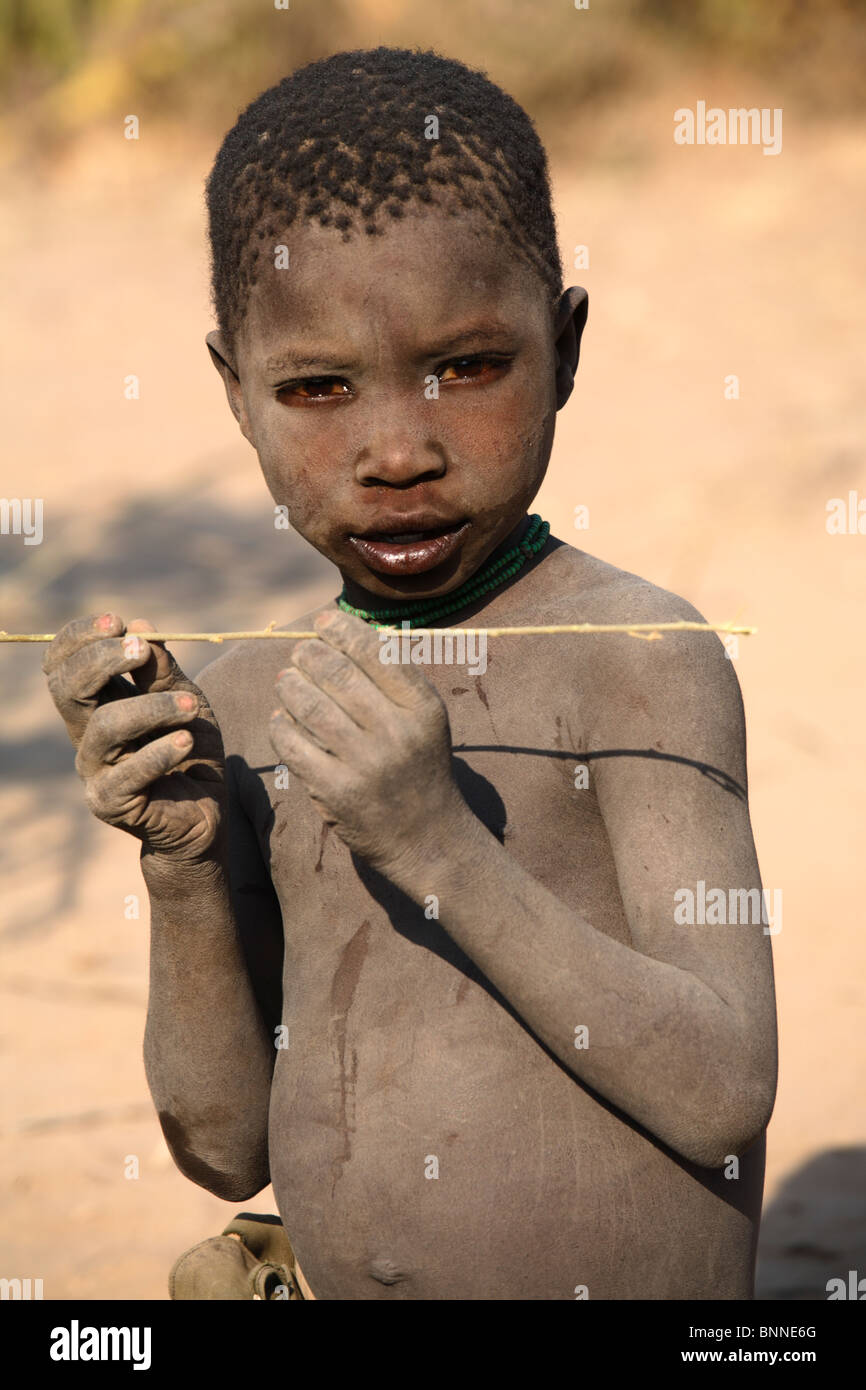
[424,321,516,356]
[264,351,353,375]
[262,322,516,377]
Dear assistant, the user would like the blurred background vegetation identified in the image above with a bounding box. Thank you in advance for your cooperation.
[1,0,864,166]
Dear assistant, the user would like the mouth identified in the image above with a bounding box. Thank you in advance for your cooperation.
[347,518,470,576]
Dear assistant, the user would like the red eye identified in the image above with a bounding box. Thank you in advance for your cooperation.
[438,356,511,383]
[278,378,350,402]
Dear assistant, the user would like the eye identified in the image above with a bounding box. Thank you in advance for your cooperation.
[437,354,513,384]
[275,377,351,403]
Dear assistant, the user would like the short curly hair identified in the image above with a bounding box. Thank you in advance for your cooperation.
[205,46,563,354]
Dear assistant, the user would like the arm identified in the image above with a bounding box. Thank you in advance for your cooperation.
[270,610,778,1170]
[383,634,777,1167]
[42,613,276,1200]
[142,746,280,1201]
[141,783,278,1206]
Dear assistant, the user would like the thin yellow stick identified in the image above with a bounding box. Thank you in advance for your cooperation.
[0,621,756,643]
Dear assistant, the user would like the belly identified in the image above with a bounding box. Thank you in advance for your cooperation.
[266,920,760,1300]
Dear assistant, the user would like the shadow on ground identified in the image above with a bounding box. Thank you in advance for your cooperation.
[0,478,333,939]
[756,1147,866,1299]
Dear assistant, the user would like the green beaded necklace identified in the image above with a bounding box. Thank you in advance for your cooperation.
[338,514,550,629]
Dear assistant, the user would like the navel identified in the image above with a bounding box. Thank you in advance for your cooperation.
[369,1256,409,1287]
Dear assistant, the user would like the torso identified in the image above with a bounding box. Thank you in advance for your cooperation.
[202,539,764,1299]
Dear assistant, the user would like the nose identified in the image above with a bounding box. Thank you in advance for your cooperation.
[354,401,446,489]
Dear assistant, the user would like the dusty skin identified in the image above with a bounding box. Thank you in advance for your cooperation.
[41,199,777,1299]
[207,551,775,1301]
[42,551,776,1299]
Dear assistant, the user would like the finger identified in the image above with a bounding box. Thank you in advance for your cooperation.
[46,633,156,746]
[42,613,124,676]
[288,637,382,730]
[275,668,359,755]
[125,620,223,763]
[126,619,199,696]
[84,729,195,825]
[75,690,199,780]
[313,609,437,708]
[269,707,346,796]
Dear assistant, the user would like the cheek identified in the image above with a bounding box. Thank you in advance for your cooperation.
[266,460,330,540]
[251,403,333,520]
[452,370,553,484]
[510,360,558,473]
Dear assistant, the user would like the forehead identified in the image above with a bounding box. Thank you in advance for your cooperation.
[237,206,550,362]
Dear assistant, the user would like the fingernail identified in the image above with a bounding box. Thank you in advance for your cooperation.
[175,693,196,711]
[173,731,191,748]
[123,635,144,659]
[95,614,115,631]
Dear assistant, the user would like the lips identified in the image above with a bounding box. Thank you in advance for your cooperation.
[347,517,470,576]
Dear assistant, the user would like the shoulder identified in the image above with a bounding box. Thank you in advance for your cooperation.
[533,539,704,628]
[538,541,746,764]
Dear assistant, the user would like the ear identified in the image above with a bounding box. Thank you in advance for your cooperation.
[205,330,254,444]
[552,287,588,410]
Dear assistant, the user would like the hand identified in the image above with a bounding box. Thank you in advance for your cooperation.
[43,613,225,866]
[269,610,467,877]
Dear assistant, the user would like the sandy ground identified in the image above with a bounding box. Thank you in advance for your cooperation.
[1,91,864,1300]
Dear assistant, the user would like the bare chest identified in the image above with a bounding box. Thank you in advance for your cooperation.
[239,647,630,993]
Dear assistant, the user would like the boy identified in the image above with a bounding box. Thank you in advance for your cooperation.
[43,47,777,1299]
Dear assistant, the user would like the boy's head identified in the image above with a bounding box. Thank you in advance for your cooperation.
[205,47,587,606]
